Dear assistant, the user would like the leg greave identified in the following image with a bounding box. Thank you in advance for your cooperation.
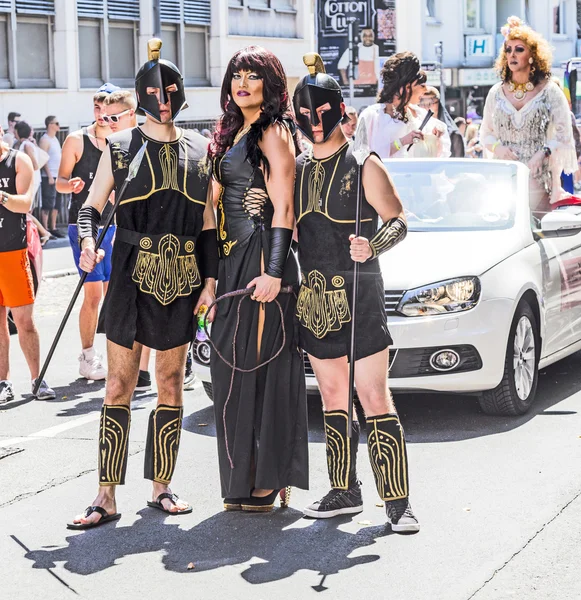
[324,410,359,490]
[144,405,183,484]
[366,413,409,501]
[98,405,131,486]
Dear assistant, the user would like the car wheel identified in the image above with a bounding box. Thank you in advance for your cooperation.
[478,301,539,416]
[202,381,214,402]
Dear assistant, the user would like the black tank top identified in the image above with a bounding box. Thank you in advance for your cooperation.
[0,148,26,253]
[69,127,111,225]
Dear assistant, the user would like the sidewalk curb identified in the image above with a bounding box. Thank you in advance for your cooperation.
[44,269,77,279]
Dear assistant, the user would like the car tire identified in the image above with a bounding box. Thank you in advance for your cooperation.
[202,381,214,402]
[478,301,539,416]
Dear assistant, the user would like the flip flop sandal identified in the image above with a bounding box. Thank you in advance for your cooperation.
[67,506,121,530]
[147,492,193,515]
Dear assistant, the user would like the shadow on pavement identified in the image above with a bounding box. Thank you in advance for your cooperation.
[184,351,581,445]
[24,508,391,588]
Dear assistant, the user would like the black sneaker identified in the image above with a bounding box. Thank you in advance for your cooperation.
[135,370,151,392]
[0,380,15,404]
[386,498,420,533]
[303,483,363,519]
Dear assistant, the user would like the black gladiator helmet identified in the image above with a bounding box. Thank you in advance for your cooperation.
[293,53,343,143]
[135,38,188,121]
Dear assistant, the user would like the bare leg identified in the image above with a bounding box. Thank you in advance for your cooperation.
[71,339,142,526]
[79,282,103,350]
[40,209,49,231]
[151,343,190,512]
[11,304,40,380]
[0,306,9,380]
[50,208,58,231]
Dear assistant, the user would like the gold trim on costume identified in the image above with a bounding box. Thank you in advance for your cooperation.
[296,270,351,339]
[140,237,153,250]
[152,406,183,484]
[213,154,238,253]
[325,411,351,490]
[297,144,373,225]
[366,416,408,501]
[99,405,131,486]
[119,137,205,206]
[132,233,201,305]
[331,276,345,288]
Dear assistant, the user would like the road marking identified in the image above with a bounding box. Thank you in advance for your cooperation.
[0,381,203,449]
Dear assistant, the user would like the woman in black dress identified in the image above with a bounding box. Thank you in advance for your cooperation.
[209,46,308,511]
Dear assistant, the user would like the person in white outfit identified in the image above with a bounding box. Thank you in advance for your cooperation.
[358,52,450,160]
[338,28,381,90]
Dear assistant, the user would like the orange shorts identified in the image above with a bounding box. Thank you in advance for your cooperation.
[0,248,35,308]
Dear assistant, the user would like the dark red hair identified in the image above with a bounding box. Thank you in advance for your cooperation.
[209,46,295,177]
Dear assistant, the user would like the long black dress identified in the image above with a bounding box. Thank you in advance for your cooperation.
[210,131,309,499]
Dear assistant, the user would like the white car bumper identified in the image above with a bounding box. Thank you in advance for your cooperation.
[191,297,516,395]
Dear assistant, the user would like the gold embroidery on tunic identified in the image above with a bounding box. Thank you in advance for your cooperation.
[140,237,152,250]
[160,143,179,191]
[131,233,201,305]
[296,270,351,339]
[214,155,238,252]
[325,411,351,490]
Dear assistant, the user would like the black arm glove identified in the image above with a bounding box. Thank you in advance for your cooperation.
[77,205,101,250]
[369,217,407,259]
[266,227,293,278]
[197,228,219,280]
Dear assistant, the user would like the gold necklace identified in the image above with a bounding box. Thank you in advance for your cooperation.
[233,125,251,146]
[508,80,534,101]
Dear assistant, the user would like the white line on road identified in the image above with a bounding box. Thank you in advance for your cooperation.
[0,381,203,449]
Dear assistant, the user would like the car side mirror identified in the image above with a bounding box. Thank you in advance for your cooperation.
[539,207,581,238]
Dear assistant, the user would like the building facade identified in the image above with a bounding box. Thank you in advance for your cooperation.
[415,0,581,118]
[0,0,314,131]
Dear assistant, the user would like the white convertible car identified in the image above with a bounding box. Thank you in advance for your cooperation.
[192,159,581,416]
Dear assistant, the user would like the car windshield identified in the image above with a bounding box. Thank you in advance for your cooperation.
[386,161,518,232]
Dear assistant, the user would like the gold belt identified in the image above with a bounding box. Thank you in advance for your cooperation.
[117,228,201,306]
[296,270,351,339]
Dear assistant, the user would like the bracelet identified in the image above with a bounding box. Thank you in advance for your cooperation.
[543,145,552,158]
[0,191,8,206]
[393,139,402,151]
[491,141,500,152]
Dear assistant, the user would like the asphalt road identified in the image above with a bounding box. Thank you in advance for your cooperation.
[2,265,581,600]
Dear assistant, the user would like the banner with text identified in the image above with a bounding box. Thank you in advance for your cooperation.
[316,0,396,100]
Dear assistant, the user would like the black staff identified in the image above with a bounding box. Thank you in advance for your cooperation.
[33,141,148,396]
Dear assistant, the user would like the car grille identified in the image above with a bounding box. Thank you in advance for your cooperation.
[385,290,405,315]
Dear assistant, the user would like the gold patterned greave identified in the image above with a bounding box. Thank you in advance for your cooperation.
[296,270,351,339]
[132,234,201,305]
[366,414,409,501]
[324,411,352,490]
[144,405,183,484]
[98,405,131,486]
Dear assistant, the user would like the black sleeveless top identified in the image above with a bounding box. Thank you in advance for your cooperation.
[294,142,381,280]
[0,149,26,253]
[69,127,111,225]
[213,132,274,257]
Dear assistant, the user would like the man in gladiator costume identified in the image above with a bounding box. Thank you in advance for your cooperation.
[293,54,420,533]
[69,39,218,529]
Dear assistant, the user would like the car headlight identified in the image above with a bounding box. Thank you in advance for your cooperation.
[397,276,481,317]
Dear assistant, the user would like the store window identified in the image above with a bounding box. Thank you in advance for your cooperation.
[553,1,567,35]
[77,0,139,88]
[160,0,211,86]
[465,0,480,30]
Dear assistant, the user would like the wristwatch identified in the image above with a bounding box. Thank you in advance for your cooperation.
[0,191,8,206]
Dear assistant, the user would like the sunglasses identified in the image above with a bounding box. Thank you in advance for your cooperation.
[102,109,130,124]
[50,121,59,126]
